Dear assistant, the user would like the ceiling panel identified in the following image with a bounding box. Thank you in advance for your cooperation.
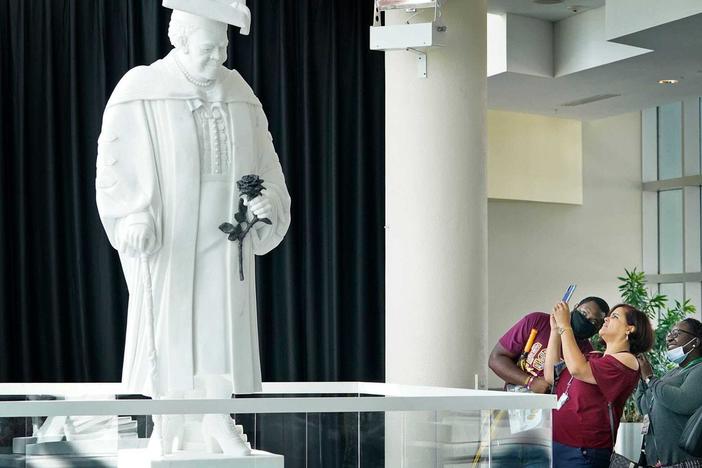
[488,0,605,22]
[487,3,702,119]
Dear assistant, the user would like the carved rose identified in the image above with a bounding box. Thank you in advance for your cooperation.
[236,174,266,200]
[219,174,271,281]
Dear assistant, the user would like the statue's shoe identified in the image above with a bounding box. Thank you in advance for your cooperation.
[147,415,185,457]
[201,414,251,456]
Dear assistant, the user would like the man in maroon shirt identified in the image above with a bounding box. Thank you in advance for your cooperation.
[487,297,609,467]
[489,296,609,393]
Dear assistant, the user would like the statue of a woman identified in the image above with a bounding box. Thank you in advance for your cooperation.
[96,1,291,456]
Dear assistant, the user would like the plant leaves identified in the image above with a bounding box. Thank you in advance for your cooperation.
[234,211,247,223]
[233,225,243,237]
[219,222,235,234]
[260,218,272,225]
[228,232,238,241]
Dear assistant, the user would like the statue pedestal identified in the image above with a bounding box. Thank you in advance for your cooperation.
[118,449,284,468]
[12,437,37,454]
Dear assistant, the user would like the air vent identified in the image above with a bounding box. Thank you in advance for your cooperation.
[560,94,621,107]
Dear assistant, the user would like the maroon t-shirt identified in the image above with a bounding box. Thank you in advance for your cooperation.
[553,352,640,448]
[499,312,593,379]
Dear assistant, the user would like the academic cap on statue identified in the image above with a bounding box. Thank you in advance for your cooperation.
[162,0,251,35]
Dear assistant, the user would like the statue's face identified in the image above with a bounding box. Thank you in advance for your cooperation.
[181,27,228,81]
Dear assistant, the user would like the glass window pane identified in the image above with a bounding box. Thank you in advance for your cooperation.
[658,102,683,180]
[685,282,702,321]
[659,189,684,274]
[659,282,684,306]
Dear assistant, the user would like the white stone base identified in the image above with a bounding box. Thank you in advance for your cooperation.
[12,437,37,454]
[0,453,117,468]
[118,449,284,468]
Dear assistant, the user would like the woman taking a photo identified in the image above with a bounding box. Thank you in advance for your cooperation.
[544,302,654,468]
[635,318,702,467]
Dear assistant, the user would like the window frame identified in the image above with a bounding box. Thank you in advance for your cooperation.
[642,98,702,315]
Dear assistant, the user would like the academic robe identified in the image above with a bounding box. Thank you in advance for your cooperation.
[96,51,291,396]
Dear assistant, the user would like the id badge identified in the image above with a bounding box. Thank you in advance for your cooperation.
[641,414,650,435]
[556,393,569,410]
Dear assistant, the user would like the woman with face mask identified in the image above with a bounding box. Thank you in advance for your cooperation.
[544,303,654,468]
[635,318,702,467]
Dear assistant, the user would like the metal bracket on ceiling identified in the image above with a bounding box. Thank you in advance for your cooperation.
[407,48,427,78]
[371,0,446,79]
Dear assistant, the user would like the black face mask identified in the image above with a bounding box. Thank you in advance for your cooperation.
[571,310,597,340]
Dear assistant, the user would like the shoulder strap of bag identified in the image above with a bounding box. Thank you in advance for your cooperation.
[609,401,651,467]
[642,376,665,467]
[607,402,617,446]
[608,376,654,463]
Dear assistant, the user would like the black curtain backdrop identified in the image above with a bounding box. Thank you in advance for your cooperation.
[0,0,385,387]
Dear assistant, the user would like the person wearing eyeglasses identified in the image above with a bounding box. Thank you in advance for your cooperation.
[487,297,608,468]
[545,303,654,468]
[635,318,702,467]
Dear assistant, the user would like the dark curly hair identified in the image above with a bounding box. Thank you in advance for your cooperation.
[682,318,702,340]
[611,303,654,354]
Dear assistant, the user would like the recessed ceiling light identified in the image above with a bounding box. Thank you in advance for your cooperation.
[658,79,680,85]
[533,0,564,4]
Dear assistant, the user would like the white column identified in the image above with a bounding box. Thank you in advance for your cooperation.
[385,0,488,390]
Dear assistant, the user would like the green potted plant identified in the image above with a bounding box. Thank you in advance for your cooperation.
[606,268,696,458]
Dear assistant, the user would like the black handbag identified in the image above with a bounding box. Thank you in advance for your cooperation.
[609,452,644,468]
[663,461,702,468]
[608,402,647,468]
[680,405,702,458]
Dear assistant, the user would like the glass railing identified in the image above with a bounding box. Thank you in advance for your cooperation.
[0,382,554,467]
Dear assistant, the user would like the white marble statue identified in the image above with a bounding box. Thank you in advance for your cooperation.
[95,0,291,458]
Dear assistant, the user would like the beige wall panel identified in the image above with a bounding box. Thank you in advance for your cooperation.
[488,110,582,205]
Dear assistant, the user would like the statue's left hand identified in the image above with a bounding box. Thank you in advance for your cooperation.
[245,193,275,224]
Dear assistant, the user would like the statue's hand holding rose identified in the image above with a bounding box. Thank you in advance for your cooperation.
[237,174,274,225]
[219,175,275,280]
[244,195,274,224]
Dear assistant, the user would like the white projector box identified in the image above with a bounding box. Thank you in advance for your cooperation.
[370,22,443,51]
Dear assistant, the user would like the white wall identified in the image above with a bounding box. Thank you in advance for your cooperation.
[605,0,702,40]
[505,14,553,78]
[486,112,642,389]
[554,7,650,77]
[487,13,553,78]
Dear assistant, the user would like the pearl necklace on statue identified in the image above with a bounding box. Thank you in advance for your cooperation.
[174,55,214,88]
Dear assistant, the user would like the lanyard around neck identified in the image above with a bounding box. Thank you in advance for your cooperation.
[684,356,702,369]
